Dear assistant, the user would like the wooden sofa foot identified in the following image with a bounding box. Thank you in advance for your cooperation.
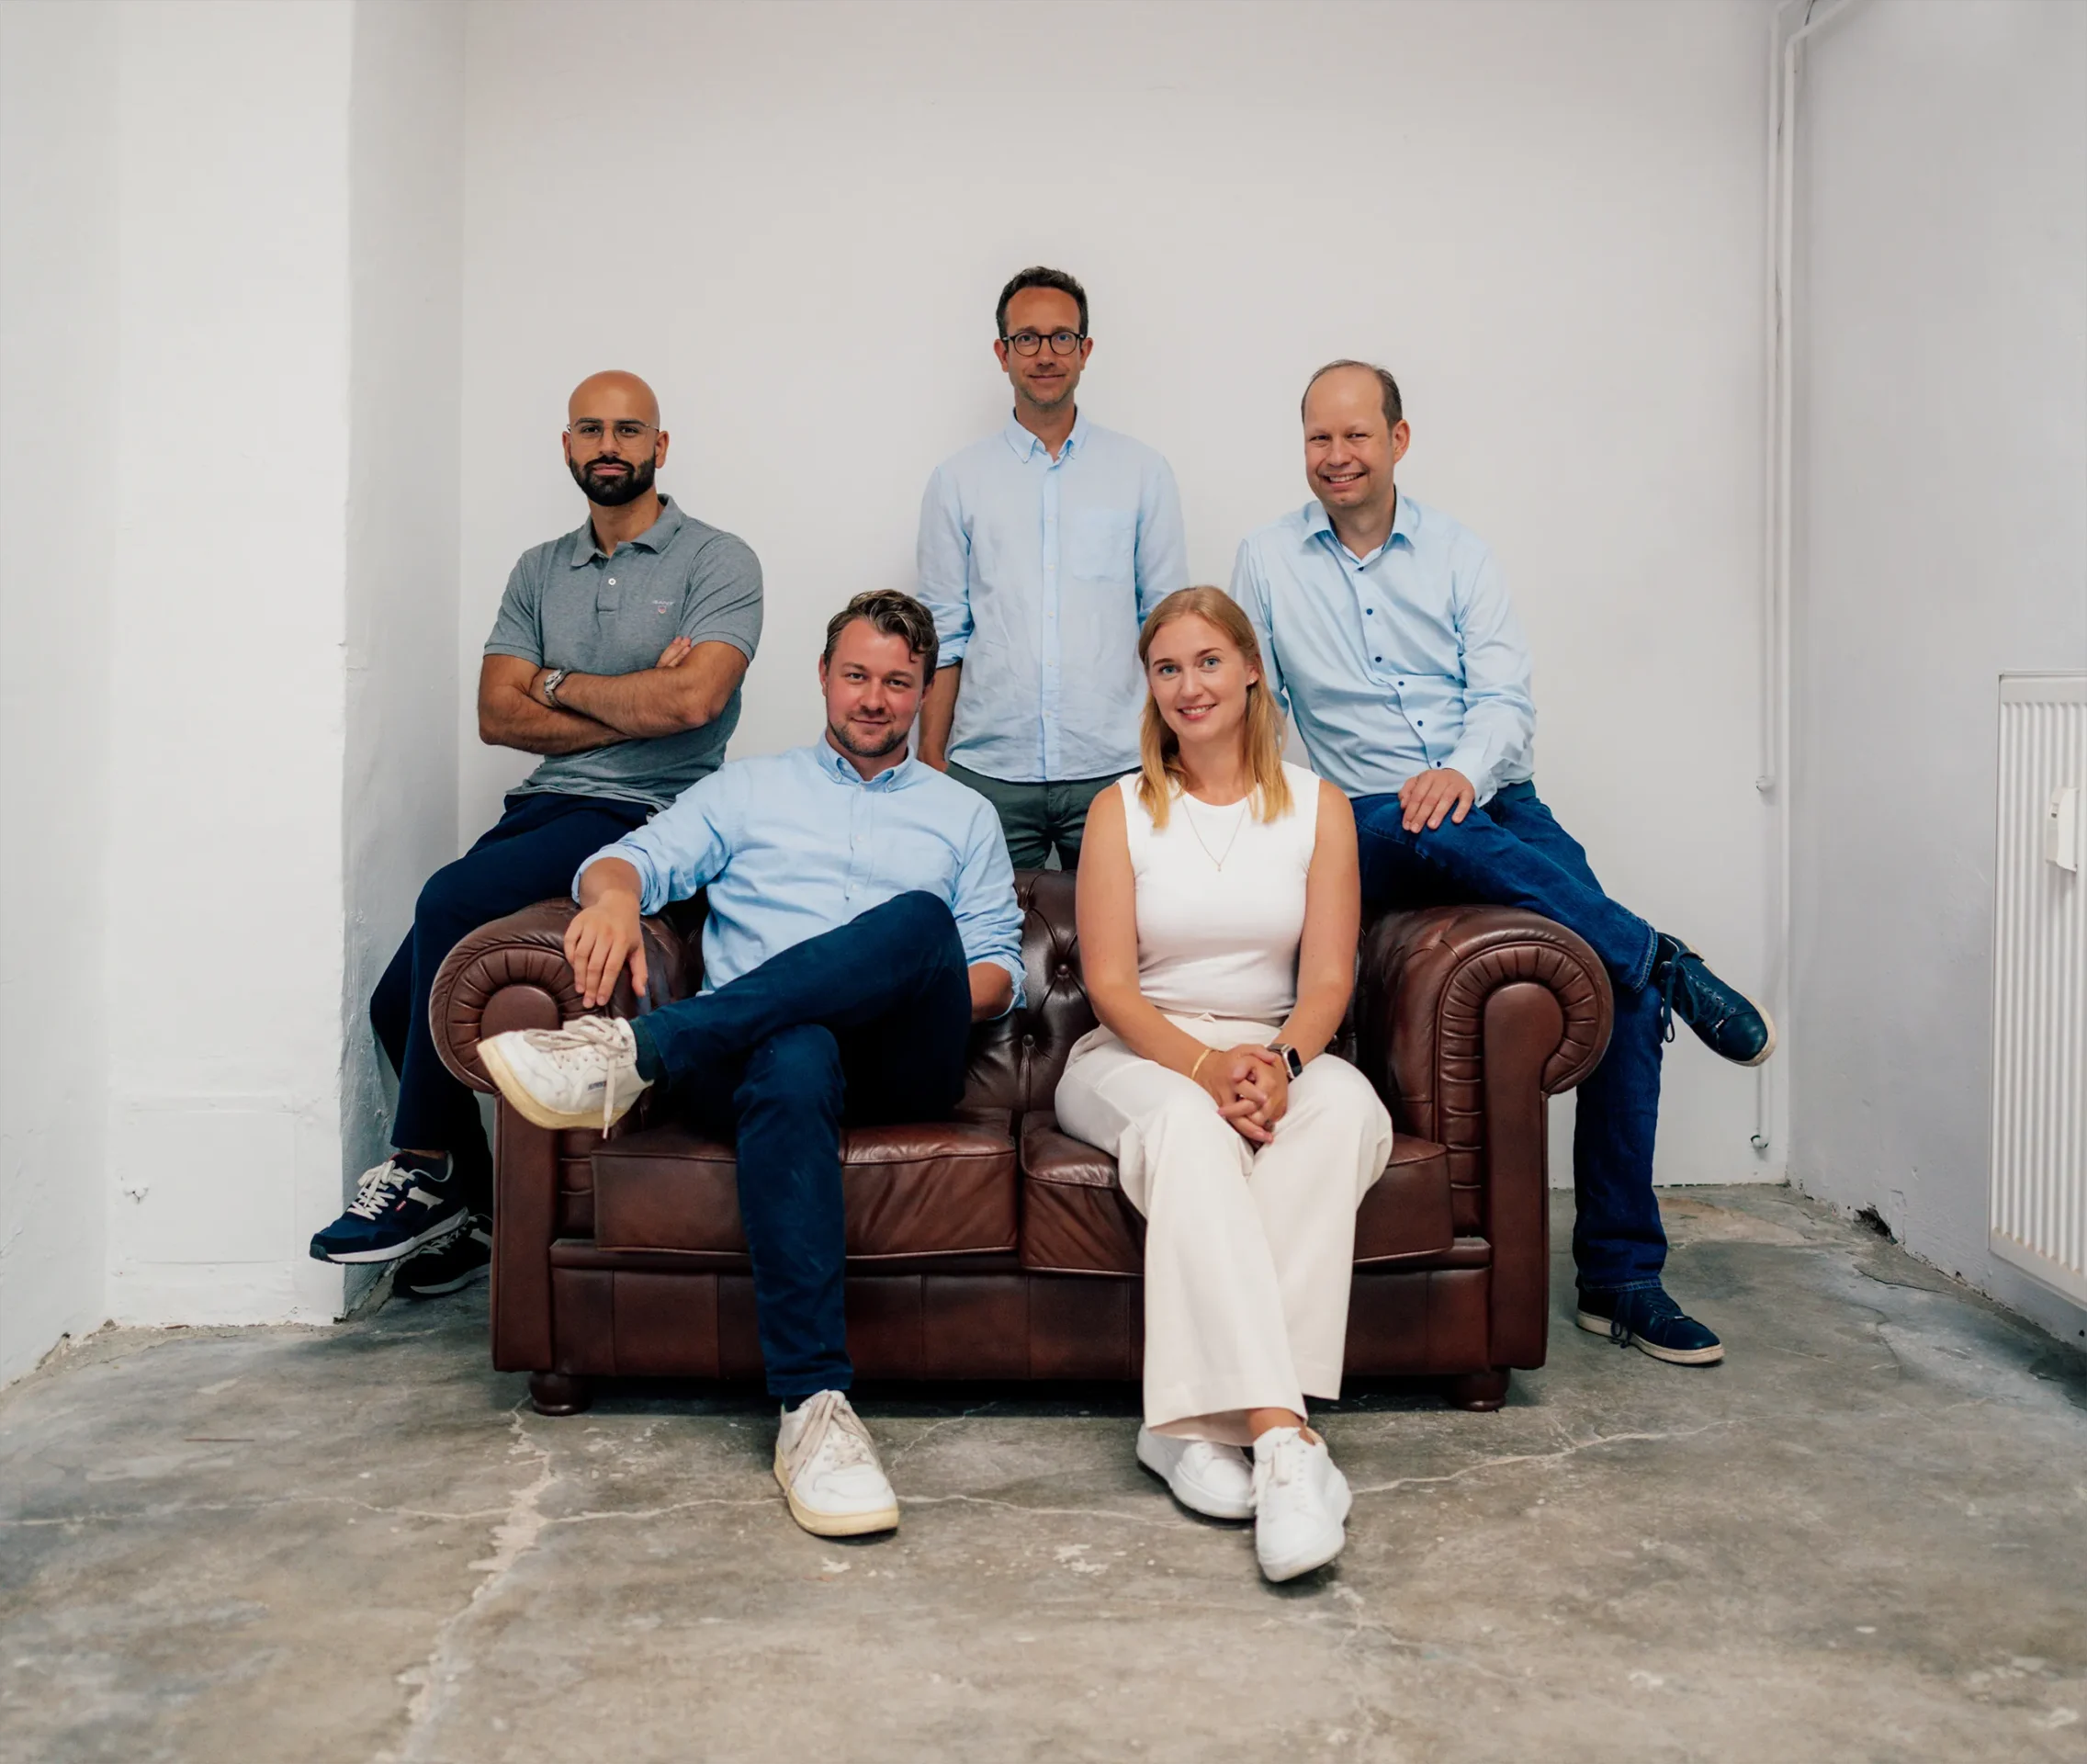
[1444,1369,1509,1411]
[529,1372,592,1416]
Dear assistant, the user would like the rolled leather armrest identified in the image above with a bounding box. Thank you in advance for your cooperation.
[430,897,695,1092]
[1357,904,1611,1138]
[1357,904,1612,1371]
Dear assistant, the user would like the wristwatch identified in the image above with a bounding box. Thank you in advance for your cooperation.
[1266,1041,1303,1080]
[540,667,569,707]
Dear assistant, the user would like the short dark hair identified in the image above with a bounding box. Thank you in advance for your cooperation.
[997,266,1089,338]
[822,589,939,679]
[1302,359,1404,430]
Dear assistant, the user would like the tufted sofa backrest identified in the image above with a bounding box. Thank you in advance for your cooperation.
[960,870,1093,1117]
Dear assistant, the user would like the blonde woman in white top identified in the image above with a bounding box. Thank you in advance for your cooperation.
[1057,586,1393,1582]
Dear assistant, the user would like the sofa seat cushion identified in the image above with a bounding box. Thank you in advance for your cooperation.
[592,1114,1017,1260]
[1020,1114,1144,1275]
[1353,1134,1457,1264]
[1018,1113,1456,1276]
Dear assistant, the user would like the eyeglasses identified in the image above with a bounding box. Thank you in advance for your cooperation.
[567,419,658,447]
[1000,329,1087,356]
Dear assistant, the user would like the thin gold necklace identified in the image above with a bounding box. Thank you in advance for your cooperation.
[1180,789,1251,871]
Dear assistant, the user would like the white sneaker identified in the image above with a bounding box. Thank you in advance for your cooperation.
[773,1391,899,1537]
[1136,1425,1255,1521]
[1251,1427,1351,1582]
[478,1015,649,1133]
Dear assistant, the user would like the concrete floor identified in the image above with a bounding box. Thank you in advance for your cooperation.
[3,1189,2083,1764]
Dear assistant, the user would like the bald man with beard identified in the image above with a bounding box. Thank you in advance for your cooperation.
[309,371,764,1292]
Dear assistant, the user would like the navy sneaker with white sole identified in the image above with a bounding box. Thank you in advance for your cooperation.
[1652,934,1776,1067]
[1577,1286,1725,1366]
[309,1159,465,1265]
[396,1211,491,1298]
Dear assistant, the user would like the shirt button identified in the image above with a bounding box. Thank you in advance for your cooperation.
[1365,608,1374,616]
[607,577,616,586]
[1374,656,1382,663]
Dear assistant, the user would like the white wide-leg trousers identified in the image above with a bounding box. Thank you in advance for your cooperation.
[1055,1015,1394,1446]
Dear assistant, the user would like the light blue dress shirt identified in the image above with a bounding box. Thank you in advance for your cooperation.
[1229,493,1536,805]
[576,743,1026,1011]
[917,411,1189,783]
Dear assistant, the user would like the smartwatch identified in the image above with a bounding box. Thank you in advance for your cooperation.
[1266,1041,1303,1080]
[541,667,569,707]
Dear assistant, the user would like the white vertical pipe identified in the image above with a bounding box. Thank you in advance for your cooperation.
[1757,0,1866,1159]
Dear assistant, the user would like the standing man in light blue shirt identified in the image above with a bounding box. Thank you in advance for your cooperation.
[916,266,1189,866]
[477,591,1021,1542]
[1232,360,1775,1370]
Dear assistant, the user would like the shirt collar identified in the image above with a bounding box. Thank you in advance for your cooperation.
[998,407,1090,463]
[812,740,919,790]
[567,494,683,567]
[1303,489,1417,564]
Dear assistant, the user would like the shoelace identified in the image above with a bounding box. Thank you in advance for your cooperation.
[794,1393,876,1476]
[531,1015,631,1133]
[1608,1288,1683,1348]
[344,1160,414,1222]
[1656,949,1686,1046]
[1258,1430,1305,1490]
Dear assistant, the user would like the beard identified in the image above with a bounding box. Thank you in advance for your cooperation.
[570,452,657,508]
[1020,371,1077,411]
[828,714,909,763]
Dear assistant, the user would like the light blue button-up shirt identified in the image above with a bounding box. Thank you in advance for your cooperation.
[917,411,1189,783]
[1229,493,1535,805]
[576,743,1025,1010]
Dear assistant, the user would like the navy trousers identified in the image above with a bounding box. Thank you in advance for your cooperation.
[1351,780,1669,1295]
[371,791,650,1207]
[629,892,975,1398]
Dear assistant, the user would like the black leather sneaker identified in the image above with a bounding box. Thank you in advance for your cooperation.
[396,1212,491,1299]
[1577,1286,1724,1365]
[1652,934,1776,1066]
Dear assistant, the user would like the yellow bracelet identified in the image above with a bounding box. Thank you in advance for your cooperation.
[1190,1047,1213,1083]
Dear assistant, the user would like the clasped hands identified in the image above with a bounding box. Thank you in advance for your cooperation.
[531,635,694,707]
[1193,1044,1291,1146]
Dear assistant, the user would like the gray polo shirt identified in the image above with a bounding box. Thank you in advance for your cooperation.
[484,496,763,810]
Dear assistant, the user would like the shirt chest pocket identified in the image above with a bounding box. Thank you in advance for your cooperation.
[1066,508,1136,584]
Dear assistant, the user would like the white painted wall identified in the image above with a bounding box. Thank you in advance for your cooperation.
[0,0,468,1373]
[1791,0,2087,1341]
[104,0,358,1326]
[458,0,1779,1188]
[20,0,2072,1368]
[0,1,120,1383]
[342,2,466,1220]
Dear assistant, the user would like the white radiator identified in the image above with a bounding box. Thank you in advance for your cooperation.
[1988,673,2087,1305]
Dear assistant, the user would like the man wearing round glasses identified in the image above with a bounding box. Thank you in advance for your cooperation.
[308,369,763,1295]
[916,266,1188,867]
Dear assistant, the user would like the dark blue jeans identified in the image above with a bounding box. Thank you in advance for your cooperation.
[371,791,650,1207]
[1351,781,1667,1295]
[629,892,975,1398]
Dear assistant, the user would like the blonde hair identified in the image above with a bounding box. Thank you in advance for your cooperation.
[1135,587,1292,829]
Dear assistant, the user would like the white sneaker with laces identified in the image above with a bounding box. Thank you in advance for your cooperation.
[1252,1427,1351,1582]
[774,1391,899,1537]
[1136,1425,1255,1521]
[478,1015,649,1133]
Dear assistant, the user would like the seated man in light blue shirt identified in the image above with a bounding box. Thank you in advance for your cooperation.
[1231,360,1774,1370]
[916,265,1189,866]
[476,591,1023,1542]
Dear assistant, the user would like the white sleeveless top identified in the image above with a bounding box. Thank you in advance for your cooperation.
[1122,762,1321,1024]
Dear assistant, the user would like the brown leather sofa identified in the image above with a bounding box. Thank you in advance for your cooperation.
[433,872,1610,1418]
